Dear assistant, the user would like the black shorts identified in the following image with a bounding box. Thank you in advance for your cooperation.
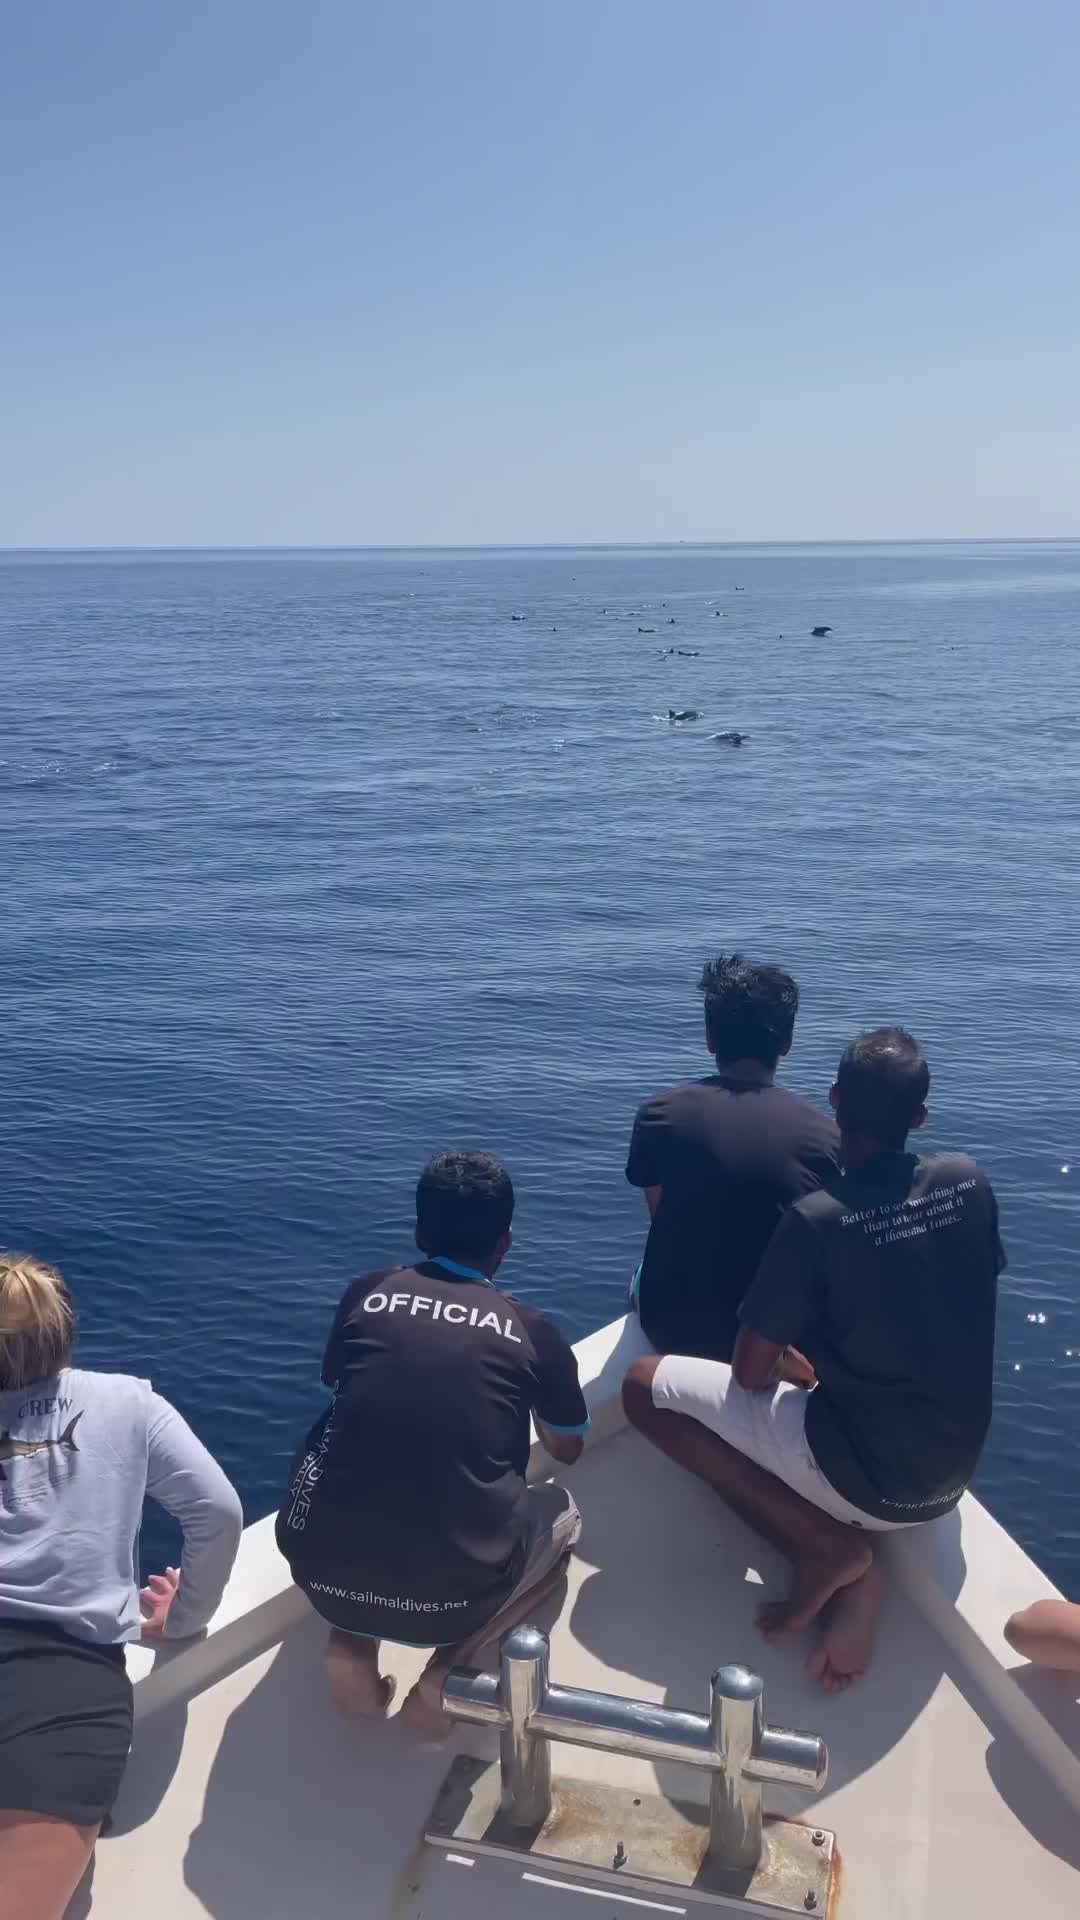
[0,1620,134,1827]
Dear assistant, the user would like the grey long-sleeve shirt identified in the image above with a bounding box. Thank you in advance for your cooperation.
[0,1366,243,1645]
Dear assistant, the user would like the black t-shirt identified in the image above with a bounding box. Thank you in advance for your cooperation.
[740,1151,1005,1521]
[275,1260,589,1643]
[626,1076,840,1361]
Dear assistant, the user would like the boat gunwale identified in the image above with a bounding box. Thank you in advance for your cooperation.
[124,1312,1079,1812]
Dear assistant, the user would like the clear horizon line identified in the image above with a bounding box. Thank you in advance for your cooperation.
[2,533,1079,556]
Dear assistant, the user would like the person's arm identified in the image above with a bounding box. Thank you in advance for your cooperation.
[729,1330,816,1390]
[320,1274,382,1388]
[529,1311,591,1466]
[626,1100,662,1206]
[626,1101,664,1222]
[733,1210,822,1393]
[141,1394,244,1641]
[732,1326,788,1390]
[536,1422,585,1466]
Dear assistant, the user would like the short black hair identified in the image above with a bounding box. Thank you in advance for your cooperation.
[698,953,799,1068]
[415,1150,515,1262]
[834,1027,930,1147]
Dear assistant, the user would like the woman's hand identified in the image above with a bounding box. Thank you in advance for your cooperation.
[139,1565,181,1637]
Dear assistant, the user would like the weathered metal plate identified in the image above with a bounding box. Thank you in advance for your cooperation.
[424,1755,836,1916]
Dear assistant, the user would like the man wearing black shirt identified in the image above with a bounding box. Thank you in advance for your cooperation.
[626,954,839,1362]
[277,1151,589,1728]
[624,1028,1003,1692]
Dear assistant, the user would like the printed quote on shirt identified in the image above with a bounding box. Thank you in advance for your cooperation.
[839,1179,977,1249]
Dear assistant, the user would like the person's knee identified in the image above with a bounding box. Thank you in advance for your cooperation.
[622,1355,661,1429]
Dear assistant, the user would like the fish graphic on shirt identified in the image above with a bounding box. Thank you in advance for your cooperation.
[0,1411,83,1480]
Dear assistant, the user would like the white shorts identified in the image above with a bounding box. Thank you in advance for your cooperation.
[651,1356,911,1532]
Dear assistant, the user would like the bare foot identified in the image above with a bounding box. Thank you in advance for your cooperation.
[323,1637,397,1720]
[755,1537,873,1640]
[398,1675,454,1739]
[327,1665,397,1719]
[396,1551,574,1739]
[805,1560,883,1691]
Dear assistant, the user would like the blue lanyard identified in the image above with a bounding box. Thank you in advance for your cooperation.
[429,1255,493,1288]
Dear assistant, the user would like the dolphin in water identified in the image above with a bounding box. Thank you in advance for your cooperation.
[668,708,699,722]
[0,1411,83,1479]
[712,730,747,746]
[811,625,832,636]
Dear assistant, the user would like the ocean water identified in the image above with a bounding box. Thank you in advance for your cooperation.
[1,542,1078,1591]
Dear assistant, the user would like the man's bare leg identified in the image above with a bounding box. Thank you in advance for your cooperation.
[399,1556,571,1735]
[623,1357,871,1638]
[1005,1599,1080,1672]
[322,1629,396,1719]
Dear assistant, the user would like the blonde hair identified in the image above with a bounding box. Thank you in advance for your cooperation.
[0,1254,76,1391]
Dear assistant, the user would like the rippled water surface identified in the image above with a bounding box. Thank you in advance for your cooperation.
[1,543,1078,1587]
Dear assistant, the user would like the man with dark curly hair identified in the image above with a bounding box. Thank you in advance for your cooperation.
[625,1028,1003,1691]
[627,953,839,1362]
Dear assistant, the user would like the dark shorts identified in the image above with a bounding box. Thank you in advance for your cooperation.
[0,1620,134,1827]
[297,1481,582,1645]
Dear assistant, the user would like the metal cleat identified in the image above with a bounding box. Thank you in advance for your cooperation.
[422,1626,835,1915]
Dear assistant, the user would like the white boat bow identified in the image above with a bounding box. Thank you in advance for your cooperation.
[77,1315,1080,1918]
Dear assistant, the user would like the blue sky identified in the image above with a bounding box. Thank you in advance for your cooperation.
[2,1,1077,545]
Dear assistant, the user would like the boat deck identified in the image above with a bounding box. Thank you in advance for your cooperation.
[74,1320,1080,1919]
[71,1328,1076,1920]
